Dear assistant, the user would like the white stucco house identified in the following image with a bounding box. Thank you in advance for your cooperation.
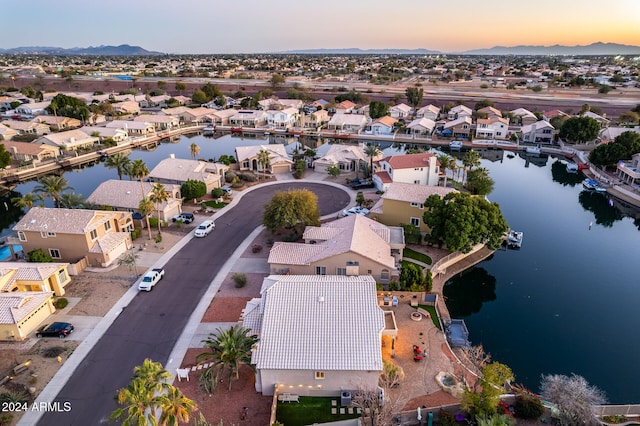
[475,117,510,140]
[521,121,555,144]
[373,152,440,191]
[416,104,440,121]
[327,114,370,133]
[390,103,413,119]
[369,116,397,135]
[406,117,436,135]
[312,143,379,174]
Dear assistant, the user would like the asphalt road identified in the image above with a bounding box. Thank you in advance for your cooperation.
[37,182,350,425]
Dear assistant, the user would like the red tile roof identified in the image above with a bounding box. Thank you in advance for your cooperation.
[381,153,438,169]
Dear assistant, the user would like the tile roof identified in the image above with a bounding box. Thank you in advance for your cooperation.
[149,157,228,183]
[87,180,180,210]
[372,116,398,128]
[251,275,384,371]
[235,144,292,165]
[0,262,68,292]
[382,182,456,203]
[37,129,98,147]
[443,116,472,129]
[0,291,54,324]
[521,120,554,134]
[381,152,437,170]
[511,107,536,118]
[407,117,436,131]
[374,171,392,183]
[1,141,59,156]
[13,208,117,234]
[89,232,130,254]
[313,143,370,165]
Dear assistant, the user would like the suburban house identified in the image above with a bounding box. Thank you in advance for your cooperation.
[111,100,140,115]
[242,275,386,396]
[510,108,538,126]
[258,98,303,111]
[406,117,436,136]
[334,100,356,114]
[13,208,134,267]
[1,120,50,136]
[1,141,60,163]
[175,107,215,124]
[228,110,268,128]
[235,144,293,174]
[447,105,472,120]
[390,103,413,119]
[520,120,555,144]
[87,180,183,221]
[0,292,55,341]
[416,104,440,120]
[266,107,300,129]
[582,111,610,128]
[301,109,329,130]
[312,143,377,174]
[15,101,51,117]
[442,116,472,138]
[268,214,404,282]
[475,117,510,140]
[477,106,502,118]
[78,126,129,144]
[0,123,19,140]
[327,114,369,133]
[616,152,640,186]
[149,155,228,192]
[0,262,71,297]
[373,152,440,191]
[106,120,156,136]
[35,129,99,151]
[369,116,397,135]
[370,182,456,233]
[32,116,81,131]
[543,109,570,122]
[599,126,640,144]
[133,114,180,131]
[206,108,238,126]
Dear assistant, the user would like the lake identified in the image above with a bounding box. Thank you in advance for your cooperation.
[2,134,639,403]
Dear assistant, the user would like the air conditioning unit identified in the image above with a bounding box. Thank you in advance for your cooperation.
[341,391,351,406]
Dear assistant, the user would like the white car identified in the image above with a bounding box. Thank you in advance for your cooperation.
[194,220,215,237]
[138,268,165,291]
[341,206,370,217]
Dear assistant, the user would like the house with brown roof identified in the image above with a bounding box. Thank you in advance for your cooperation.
[1,120,50,136]
[373,152,440,191]
[0,123,19,140]
[32,116,81,131]
[477,106,502,119]
[111,100,140,115]
[312,143,378,174]
[0,292,55,341]
[334,100,356,114]
[369,116,398,135]
[206,108,238,126]
[13,208,133,267]
[35,129,99,151]
[268,215,404,282]
[235,144,293,174]
[149,155,229,192]
[0,262,71,297]
[370,182,456,233]
[442,116,472,139]
[133,114,180,131]
[87,180,183,221]
[301,109,329,130]
[1,141,60,164]
[542,109,570,122]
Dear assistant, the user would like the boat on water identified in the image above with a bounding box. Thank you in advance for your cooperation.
[449,141,463,151]
[202,125,215,135]
[566,162,579,173]
[526,144,541,155]
[507,230,523,248]
[230,127,243,134]
[582,178,607,193]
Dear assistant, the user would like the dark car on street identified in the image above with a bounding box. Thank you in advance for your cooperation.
[349,179,374,189]
[36,322,74,338]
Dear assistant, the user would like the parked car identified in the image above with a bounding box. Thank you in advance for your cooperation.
[341,206,370,217]
[36,322,74,338]
[194,220,215,237]
[172,212,194,224]
[221,186,233,195]
[138,268,165,291]
[349,179,374,189]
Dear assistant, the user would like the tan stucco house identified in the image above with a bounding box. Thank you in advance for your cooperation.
[148,155,228,192]
[235,144,293,174]
[0,292,55,341]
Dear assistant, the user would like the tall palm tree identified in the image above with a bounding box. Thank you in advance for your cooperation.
[462,150,481,183]
[364,144,382,179]
[197,325,259,391]
[130,159,150,197]
[58,192,87,209]
[110,379,158,426]
[189,143,200,160]
[158,386,197,426]
[105,152,131,180]
[133,358,171,392]
[149,183,170,234]
[11,193,43,210]
[437,154,451,187]
[123,162,135,181]
[256,149,270,181]
[34,175,73,208]
[139,197,154,241]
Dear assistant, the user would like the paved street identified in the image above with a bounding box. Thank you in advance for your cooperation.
[35,182,350,426]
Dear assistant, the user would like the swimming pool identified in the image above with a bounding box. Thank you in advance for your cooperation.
[0,244,22,261]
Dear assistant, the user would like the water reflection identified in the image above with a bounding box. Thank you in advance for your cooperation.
[550,160,584,187]
[0,191,26,236]
[578,191,624,227]
[443,266,497,317]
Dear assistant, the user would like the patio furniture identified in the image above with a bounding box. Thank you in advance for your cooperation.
[278,393,300,403]
[176,368,190,382]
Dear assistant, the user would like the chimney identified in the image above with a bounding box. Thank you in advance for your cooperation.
[170,153,175,159]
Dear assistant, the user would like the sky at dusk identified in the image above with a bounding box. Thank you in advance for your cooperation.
[3,0,639,54]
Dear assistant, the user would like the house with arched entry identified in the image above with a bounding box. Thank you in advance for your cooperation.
[235,144,293,174]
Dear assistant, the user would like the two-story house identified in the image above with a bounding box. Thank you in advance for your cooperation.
[510,108,538,126]
[521,121,555,144]
[301,109,329,130]
[442,116,472,139]
[416,104,441,120]
[13,208,133,267]
[373,152,440,191]
[228,110,268,128]
[475,117,510,140]
[266,107,299,129]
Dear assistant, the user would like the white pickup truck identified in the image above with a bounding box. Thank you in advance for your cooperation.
[138,268,165,291]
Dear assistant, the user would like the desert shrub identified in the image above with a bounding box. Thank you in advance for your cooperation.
[388,280,398,291]
[282,233,299,242]
[199,367,217,395]
[211,187,224,198]
[42,346,66,358]
[148,217,159,228]
[238,172,256,182]
[266,238,274,246]
[131,228,142,240]
[54,298,68,309]
[232,272,247,288]
[437,410,458,426]
[225,171,237,183]
[154,233,162,244]
[251,245,262,253]
[514,392,545,419]
[27,248,52,263]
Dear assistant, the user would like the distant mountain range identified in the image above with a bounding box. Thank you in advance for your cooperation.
[286,42,640,56]
[0,44,164,56]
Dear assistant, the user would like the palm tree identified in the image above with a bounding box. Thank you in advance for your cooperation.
[364,144,382,179]
[437,154,452,187]
[110,379,158,426]
[149,183,170,234]
[189,143,200,160]
[11,193,43,209]
[34,175,73,208]
[462,150,481,183]
[197,325,259,391]
[158,386,197,426]
[105,153,131,180]
[130,159,150,197]
[139,197,154,241]
[133,358,171,392]
[256,149,270,181]
[58,192,87,209]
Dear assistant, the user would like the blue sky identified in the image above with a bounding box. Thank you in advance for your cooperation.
[3,0,639,53]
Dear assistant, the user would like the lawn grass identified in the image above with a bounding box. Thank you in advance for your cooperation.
[201,200,228,209]
[418,304,442,330]
[403,247,432,265]
[276,396,359,426]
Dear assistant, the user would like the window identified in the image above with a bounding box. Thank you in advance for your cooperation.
[543,129,552,134]
[104,221,111,231]
[410,217,421,226]
[367,269,372,274]
[41,232,48,238]
[381,269,390,280]
[336,267,346,275]
[413,180,420,184]
[49,249,61,259]
[90,229,98,240]
[58,269,68,283]
[242,161,249,168]
[315,371,325,380]
[315,266,326,275]
[18,231,26,242]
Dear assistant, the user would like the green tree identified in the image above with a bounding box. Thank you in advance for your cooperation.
[34,175,73,208]
[462,362,514,418]
[191,89,208,105]
[399,262,425,291]
[138,197,154,241]
[269,73,285,89]
[262,189,320,234]
[181,179,206,201]
[211,187,224,199]
[356,191,365,206]
[369,101,389,119]
[0,144,11,171]
[540,373,606,426]
[589,131,640,167]
[405,87,423,111]
[466,167,495,195]
[462,150,481,182]
[364,144,381,178]
[27,248,52,263]
[190,142,200,160]
[257,149,270,180]
[473,99,495,111]
[58,192,88,209]
[201,83,223,101]
[46,94,90,122]
[196,325,259,391]
[175,81,187,95]
[149,183,170,234]
[105,152,131,180]
[327,165,340,177]
[11,193,43,210]
[158,386,197,426]
[559,116,600,144]
[130,159,150,197]
[618,111,639,124]
[437,154,453,187]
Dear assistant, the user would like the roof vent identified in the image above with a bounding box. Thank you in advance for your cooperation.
[317,296,325,303]
[126,191,131,194]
